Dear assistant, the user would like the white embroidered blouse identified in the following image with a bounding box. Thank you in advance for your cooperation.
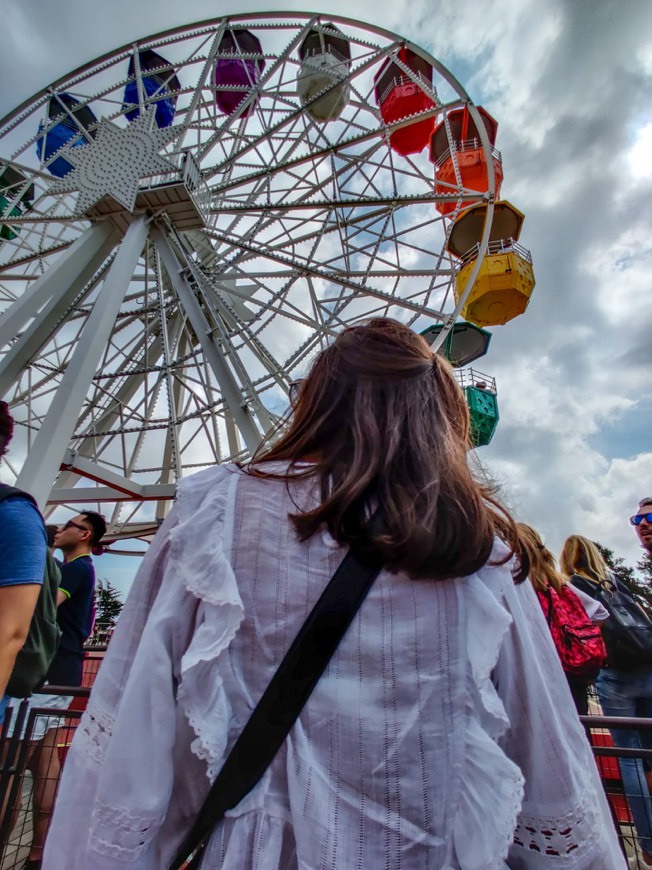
[43,465,624,869]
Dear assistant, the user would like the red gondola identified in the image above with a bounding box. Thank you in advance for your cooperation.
[374,47,435,156]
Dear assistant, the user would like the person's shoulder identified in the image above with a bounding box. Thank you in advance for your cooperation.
[176,463,241,496]
[0,494,46,538]
[173,463,248,517]
[0,491,41,517]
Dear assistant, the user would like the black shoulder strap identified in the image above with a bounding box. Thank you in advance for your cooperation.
[542,585,554,626]
[570,573,602,599]
[169,542,383,870]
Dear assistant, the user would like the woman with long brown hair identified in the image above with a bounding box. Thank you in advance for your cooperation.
[562,533,652,868]
[517,523,566,595]
[45,319,622,868]
[518,524,607,716]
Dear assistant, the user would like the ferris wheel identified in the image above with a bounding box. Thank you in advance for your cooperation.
[0,12,528,545]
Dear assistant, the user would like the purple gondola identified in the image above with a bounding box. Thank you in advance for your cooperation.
[214,28,265,118]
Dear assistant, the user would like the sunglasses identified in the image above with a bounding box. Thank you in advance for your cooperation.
[62,519,90,534]
[630,513,652,527]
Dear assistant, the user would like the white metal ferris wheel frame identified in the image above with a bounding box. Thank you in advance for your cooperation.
[0,12,495,544]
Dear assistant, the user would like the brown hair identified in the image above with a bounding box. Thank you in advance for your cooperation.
[79,510,107,546]
[247,318,526,582]
[559,535,608,584]
[0,401,13,458]
[516,523,565,593]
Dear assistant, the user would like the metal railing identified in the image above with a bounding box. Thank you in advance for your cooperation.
[376,72,432,106]
[2,682,652,867]
[454,367,497,395]
[300,44,350,66]
[458,237,533,266]
[138,148,211,225]
[434,139,502,169]
[0,688,89,869]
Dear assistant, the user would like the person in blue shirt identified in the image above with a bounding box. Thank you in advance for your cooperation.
[0,402,46,725]
[15,509,106,869]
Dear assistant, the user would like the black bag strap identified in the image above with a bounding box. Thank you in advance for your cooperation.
[571,573,605,600]
[169,540,384,870]
[542,584,554,626]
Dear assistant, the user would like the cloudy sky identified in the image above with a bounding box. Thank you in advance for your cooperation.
[1,0,651,594]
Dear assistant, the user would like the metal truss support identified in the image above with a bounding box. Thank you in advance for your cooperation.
[16,215,148,507]
[0,222,117,352]
[151,225,262,454]
[0,229,119,396]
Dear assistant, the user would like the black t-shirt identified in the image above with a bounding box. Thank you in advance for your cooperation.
[46,554,96,686]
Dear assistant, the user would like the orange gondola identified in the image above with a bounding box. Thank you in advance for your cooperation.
[430,106,503,216]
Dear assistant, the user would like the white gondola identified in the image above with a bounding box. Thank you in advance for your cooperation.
[298,23,351,121]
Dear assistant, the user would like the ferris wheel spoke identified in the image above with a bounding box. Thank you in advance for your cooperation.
[185,266,276,429]
[203,226,448,320]
[0,222,117,353]
[203,39,397,185]
[196,18,318,165]
[15,215,147,504]
[193,269,291,395]
[0,13,508,529]
[152,225,263,452]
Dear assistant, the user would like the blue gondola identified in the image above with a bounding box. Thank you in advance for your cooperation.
[123,49,180,129]
[36,93,97,178]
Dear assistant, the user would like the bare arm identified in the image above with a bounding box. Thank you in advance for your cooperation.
[0,583,41,697]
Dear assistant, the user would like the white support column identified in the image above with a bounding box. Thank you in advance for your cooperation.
[0,222,117,351]
[16,215,148,507]
[152,226,262,453]
[0,228,119,396]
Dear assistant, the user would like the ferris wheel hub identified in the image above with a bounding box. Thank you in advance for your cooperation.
[50,108,179,215]
[0,12,526,538]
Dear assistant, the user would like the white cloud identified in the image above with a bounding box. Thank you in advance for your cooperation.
[628,122,652,178]
[0,0,651,590]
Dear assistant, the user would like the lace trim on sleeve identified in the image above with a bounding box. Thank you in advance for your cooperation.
[172,465,245,781]
[513,781,602,863]
[89,801,168,860]
[73,698,115,767]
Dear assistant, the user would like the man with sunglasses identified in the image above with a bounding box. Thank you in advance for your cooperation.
[595,499,652,869]
[632,499,652,555]
[5,511,106,870]
[48,512,105,687]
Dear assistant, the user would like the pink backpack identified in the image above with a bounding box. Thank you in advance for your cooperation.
[537,584,607,678]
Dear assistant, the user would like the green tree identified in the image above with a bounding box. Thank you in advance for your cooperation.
[637,552,652,586]
[94,579,124,629]
[595,543,652,617]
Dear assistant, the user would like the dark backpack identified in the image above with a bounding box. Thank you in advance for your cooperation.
[537,583,607,678]
[0,484,62,697]
[571,573,652,671]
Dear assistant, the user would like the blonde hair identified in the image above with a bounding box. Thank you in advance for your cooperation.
[516,523,565,593]
[559,535,608,584]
